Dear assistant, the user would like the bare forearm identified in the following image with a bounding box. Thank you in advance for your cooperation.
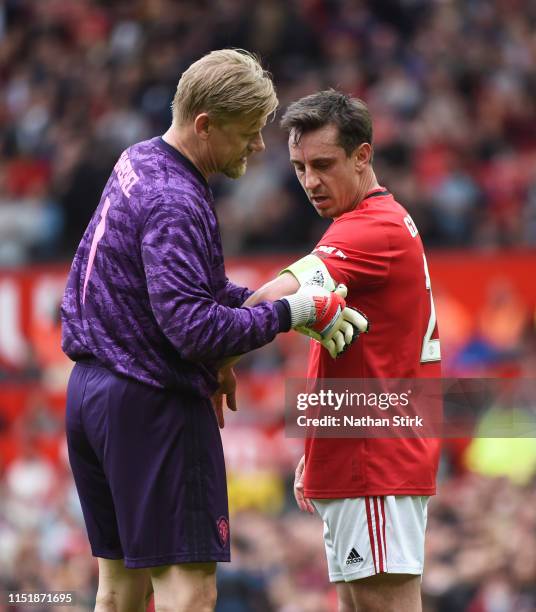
[242,272,299,307]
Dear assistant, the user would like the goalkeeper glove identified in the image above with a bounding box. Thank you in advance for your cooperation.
[282,284,369,358]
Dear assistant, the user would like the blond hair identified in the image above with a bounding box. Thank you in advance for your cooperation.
[172,49,278,124]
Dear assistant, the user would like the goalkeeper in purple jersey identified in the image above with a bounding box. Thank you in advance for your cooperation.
[61,49,364,612]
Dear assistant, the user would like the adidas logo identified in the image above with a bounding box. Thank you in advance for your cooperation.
[346,548,363,565]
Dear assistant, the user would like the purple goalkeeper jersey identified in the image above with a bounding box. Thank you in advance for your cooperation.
[61,137,287,396]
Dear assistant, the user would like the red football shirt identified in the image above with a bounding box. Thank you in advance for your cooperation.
[304,189,441,498]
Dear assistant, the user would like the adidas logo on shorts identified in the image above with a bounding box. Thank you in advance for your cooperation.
[346,547,364,564]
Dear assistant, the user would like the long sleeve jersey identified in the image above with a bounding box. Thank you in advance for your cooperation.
[61,137,288,397]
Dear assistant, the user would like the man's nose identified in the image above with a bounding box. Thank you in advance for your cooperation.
[304,169,320,191]
[249,133,265,153]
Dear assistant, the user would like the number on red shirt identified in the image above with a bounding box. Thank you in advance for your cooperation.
[421,253,440,363]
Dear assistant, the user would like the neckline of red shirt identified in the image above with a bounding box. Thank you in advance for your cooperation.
[363,188,391,201]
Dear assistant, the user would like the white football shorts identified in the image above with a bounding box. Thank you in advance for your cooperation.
[312,496,430,582]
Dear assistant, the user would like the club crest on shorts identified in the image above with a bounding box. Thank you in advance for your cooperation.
[217,516,229,547]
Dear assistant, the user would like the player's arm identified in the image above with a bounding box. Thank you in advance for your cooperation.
[215,273,298,367]
[221,256,325,308]
[246,254,368,350]
[214,257,367,426]
[220,254,368,367]
[212,273,298,427]
[141,205,359,362]
[141,203,287,362]
[242,271,299,306]
[294,454,314,514]
[311,216,391,293]
[221,278,253,307]
[240,253,339,305]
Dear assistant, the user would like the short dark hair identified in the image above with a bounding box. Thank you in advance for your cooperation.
[280,89,373,158]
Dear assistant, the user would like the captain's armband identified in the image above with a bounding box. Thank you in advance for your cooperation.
[279,254,336,291]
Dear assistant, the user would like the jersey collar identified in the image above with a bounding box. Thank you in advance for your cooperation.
[363,188,391,200]
[156,137,208,187]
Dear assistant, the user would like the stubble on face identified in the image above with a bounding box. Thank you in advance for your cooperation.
[223,158,247,179]
[218,113,267,179]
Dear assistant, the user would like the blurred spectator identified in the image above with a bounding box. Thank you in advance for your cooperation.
[0,160,62,266]
[4,435,57,529]
[454,280,529,373]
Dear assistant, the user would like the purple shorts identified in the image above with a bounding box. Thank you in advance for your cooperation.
[65,362,230,568]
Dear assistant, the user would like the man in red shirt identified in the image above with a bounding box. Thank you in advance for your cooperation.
[244,90,441,612]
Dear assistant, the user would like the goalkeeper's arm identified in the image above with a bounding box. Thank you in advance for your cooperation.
[218,273,299,370]
[215,260,368,425]
[223,257,368,363]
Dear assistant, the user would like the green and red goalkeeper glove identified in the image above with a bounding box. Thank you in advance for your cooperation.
[282,284,369,358]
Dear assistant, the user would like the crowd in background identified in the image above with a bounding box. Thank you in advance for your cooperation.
[1,0,536,265]
[1,1,536,610]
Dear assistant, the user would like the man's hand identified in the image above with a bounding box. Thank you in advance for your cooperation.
[283,284,369,358]
[294,455,315,514]
[211,366,237,429]
[297,305,369,358]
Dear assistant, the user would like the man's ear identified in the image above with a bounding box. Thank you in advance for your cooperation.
[193,113,211,140]
[354,142,372,171]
